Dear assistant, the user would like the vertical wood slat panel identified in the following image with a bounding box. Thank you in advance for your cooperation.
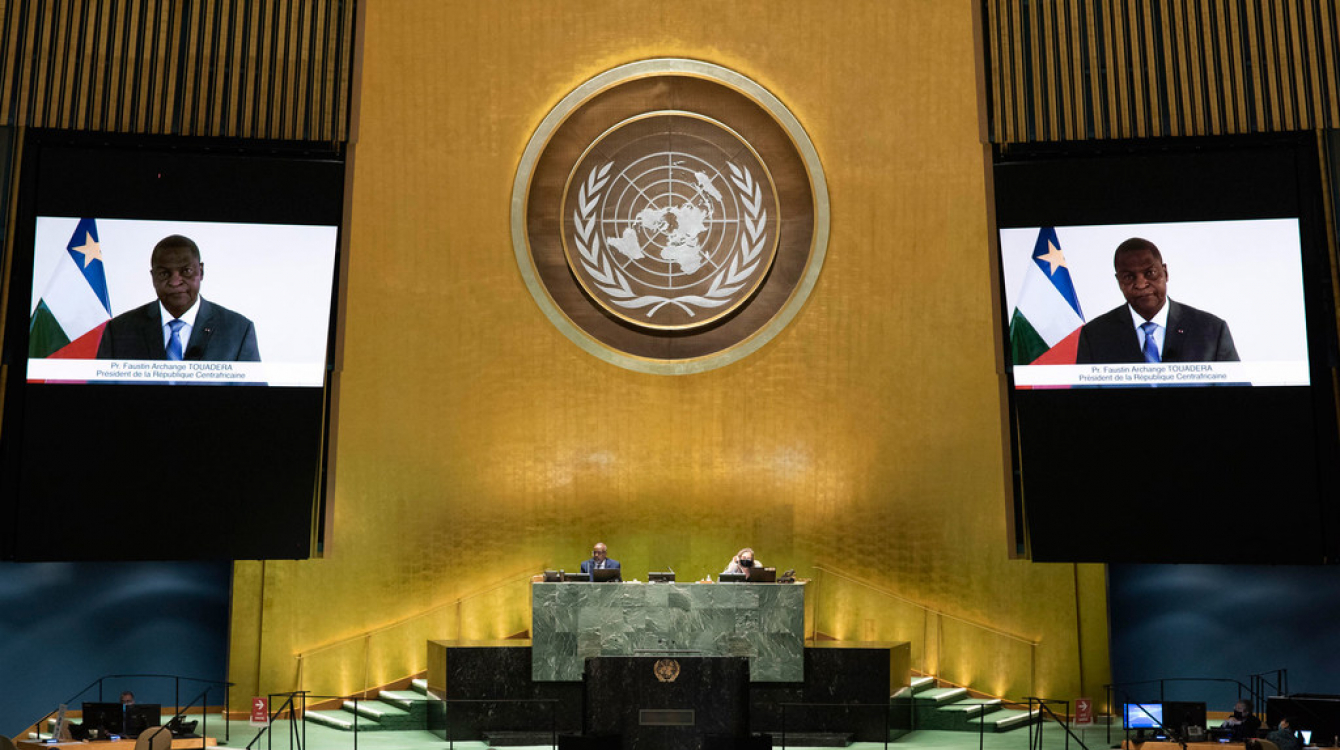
[0,0,354,142]
[985,0,1340,143]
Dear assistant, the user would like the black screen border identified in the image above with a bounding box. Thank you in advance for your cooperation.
[0,129,346,561]
[993,133,1340,564]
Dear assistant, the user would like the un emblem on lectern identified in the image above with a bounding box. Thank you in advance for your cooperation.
[513,59,829,373]
[654,658,681,683]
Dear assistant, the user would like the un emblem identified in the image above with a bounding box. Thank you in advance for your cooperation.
[564,115,779,330]
[514,60,829,373]
[654,658,681,683]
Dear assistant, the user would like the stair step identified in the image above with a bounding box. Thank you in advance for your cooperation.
[410,678,428,695]
[344,700,409,720]
[939,699,1003,715]
[908,676,937,694]
[915,687,970,705]
[304,710,366,731]
[970,708,1040,732]
[377,690,427,710]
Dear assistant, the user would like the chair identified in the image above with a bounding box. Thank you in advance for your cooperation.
[1,733,21,750]
[134,725,172,750]
[1257,740,1282,750]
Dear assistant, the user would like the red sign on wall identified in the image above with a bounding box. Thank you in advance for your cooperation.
[250,697,270,726]
[1076,697,1093,726]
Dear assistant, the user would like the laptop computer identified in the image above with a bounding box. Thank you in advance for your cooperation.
[750,567,778,582]
[591,567,621,582]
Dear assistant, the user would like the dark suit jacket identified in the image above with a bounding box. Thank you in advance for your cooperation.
[96,298,261,361]
[1076,300,1238,364]
[579,558,621,580]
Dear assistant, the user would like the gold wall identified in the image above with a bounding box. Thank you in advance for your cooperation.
[228,0,1110,709]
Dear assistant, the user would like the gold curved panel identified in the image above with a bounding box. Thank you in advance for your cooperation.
[227,0,1110,715]
[512,58,830,374]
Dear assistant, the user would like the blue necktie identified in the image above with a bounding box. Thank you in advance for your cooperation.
[167,319,186,361]
[1140,321,1160,363]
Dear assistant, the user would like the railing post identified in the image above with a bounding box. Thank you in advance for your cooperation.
[884,697,890,750]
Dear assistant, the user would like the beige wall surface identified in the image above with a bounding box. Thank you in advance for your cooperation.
[228,0,1110,710]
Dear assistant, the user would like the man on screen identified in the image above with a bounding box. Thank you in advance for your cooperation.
[1076,238,1239,364]
[96,234,260,361]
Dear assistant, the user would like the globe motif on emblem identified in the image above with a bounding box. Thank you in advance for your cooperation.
[563,114,780,331]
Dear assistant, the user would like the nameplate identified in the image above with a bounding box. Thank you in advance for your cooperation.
[639,709,694,727]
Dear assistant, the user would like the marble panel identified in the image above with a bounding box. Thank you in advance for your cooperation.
[531,582,805,682]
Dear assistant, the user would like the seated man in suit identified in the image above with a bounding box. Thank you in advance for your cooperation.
[579,542,621,581]
[1076,237,1238,365]
[97,234,260,361]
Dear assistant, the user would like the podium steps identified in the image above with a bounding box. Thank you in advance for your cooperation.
[304,678,433,732]
[901,675,1041,733]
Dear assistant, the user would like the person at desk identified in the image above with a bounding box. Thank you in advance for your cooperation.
[723,548,762,579]
[1223,699,1262,741]
[1267,717,1303,750]
[579,542,621,581]
[121,691,135,706]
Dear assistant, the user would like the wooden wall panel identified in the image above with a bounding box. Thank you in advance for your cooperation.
[0,0,354,141]
[984,0,1340,142]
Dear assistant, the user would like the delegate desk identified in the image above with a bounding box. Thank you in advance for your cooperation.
[18,740,216,750]
[530,581,806,682]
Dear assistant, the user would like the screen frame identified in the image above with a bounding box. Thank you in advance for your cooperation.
[992,133,1340,564]
[0,129,347,561]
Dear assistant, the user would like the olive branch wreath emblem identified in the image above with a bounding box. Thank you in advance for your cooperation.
[571,161,769,319]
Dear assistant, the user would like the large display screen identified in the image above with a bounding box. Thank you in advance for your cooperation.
[994,135,1340,564]
[27,217,337,386]
[0,131,345,561]
[999,219,1309,388]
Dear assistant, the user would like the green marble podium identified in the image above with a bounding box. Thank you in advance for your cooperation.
[530,581,806,683]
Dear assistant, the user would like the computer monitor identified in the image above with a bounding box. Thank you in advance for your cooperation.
[80,702,124,735]
[590,567,621,582]
[562,572,591,582]
[123,704,161,737]
[1300,730,1312,746]
[718,573,746,583]
[1124,703,1164,730]
[1163,701,1208,733]
[648,571,675,583]
[750,567,778,583]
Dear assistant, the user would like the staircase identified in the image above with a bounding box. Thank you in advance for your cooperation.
[305,678,433,732]
[898,675,1041,733]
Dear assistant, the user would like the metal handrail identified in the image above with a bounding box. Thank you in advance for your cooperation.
[1025,697,1093,750]
[33,673,233,743]
[250,691,560,750]
[295,568,537,660]
[812,564,1039,645]
[1104,678,1259,746]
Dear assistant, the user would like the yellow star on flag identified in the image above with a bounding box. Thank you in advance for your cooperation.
[1037,239,1068,276]
[70,231,103,268]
